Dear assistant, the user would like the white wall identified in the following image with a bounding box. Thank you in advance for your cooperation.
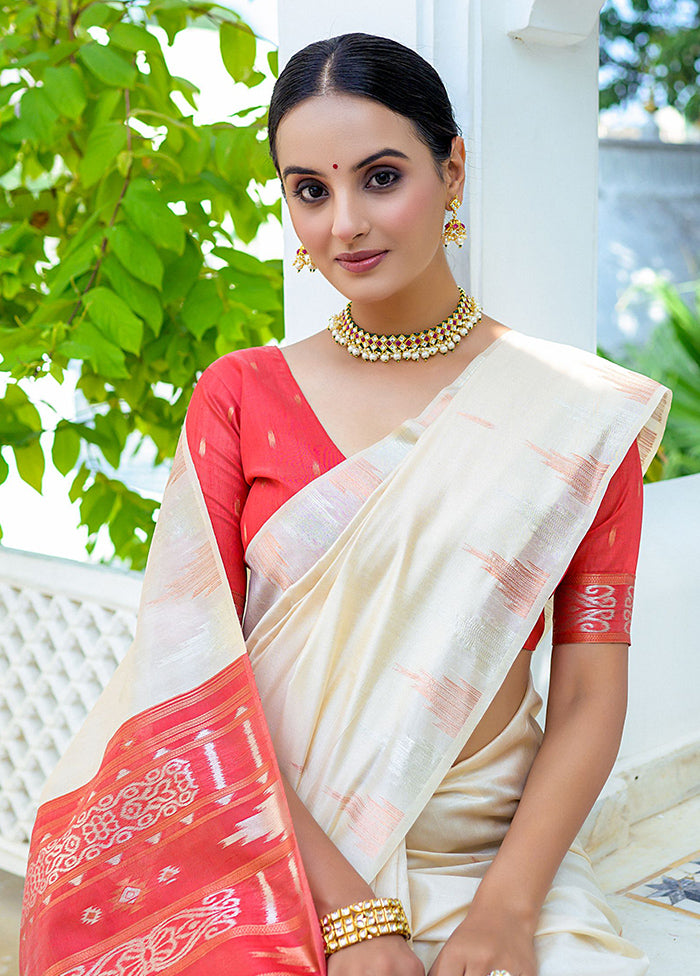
[598,139,700,353]
[620,473,700,765]
[469,1,600,348]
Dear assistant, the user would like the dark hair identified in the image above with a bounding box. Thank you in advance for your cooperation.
[268,33,460,174]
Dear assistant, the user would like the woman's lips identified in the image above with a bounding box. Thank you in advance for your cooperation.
[335,250,388,273]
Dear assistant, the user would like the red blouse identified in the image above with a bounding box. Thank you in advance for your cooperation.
[186,346,644,649]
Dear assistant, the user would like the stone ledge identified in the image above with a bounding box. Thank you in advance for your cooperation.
[582,736,700,862]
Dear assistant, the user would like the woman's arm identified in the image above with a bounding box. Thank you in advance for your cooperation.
[430,641,628,976]
[282,774,425,974]
[281,773,375,915]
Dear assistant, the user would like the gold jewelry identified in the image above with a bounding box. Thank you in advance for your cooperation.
[293,245,316,272]
[443,197,467,247]
[328,287,482,362]
[320,897,411,956]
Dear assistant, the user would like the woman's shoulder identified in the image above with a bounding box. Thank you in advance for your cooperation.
[196,344,283,388]
[496,327,659,394]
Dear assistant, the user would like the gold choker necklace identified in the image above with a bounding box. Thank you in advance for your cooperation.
[327,288,482,362]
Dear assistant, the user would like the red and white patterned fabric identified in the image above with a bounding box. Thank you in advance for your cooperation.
[185,345,644,649]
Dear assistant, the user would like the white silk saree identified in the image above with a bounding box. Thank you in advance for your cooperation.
[21,331,670,975]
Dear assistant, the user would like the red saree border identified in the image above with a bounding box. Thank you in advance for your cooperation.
[21,656,324,976]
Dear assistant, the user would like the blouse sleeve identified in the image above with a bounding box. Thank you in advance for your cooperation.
[185,354,249,621]
[552,441,644,645]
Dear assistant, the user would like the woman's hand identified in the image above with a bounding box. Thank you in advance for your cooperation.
[428,903,536,976]
[327,934,425,976]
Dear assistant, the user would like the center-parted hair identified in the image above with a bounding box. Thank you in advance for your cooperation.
[268,33,460,173]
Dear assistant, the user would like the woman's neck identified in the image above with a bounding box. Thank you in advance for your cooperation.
[348,264,461,336]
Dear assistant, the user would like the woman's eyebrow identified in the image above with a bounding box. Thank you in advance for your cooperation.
[281,165,323,179]
[353,148,409,170]
[281,148,410,181]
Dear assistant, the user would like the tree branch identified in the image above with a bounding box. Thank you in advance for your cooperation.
[66,89,134,327]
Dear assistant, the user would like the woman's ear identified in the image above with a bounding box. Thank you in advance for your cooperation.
[445,135,466,202]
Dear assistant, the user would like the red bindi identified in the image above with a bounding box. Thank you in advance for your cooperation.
[332,163,338,169]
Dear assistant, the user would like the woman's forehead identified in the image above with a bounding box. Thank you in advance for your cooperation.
[275,94,424,166]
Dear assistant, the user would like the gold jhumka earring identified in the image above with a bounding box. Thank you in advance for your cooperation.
[293,245,317,272]
[442,198,467,248]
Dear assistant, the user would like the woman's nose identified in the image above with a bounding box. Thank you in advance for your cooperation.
[330,193,369,242]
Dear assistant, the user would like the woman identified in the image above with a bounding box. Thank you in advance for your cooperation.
[21,33,670,976]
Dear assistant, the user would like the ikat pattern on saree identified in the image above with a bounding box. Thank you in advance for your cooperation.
[20,658,324,976]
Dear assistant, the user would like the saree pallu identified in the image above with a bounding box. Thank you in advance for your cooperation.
[20,331,670,975]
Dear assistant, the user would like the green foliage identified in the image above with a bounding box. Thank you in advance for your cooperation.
[600,1,700,122]
[0,0,282,568]
[604,276,700,480]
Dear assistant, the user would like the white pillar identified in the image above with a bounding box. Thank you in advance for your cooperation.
[467,0,604,349]
[278,0,604,351]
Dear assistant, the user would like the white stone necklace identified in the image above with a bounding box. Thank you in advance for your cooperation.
[327,288,482,362]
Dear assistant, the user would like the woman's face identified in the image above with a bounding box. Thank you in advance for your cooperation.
[275,93,464,304]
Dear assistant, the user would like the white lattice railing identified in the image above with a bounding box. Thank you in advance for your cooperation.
[0,547,141,876]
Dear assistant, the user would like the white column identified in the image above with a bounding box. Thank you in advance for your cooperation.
[278,0,603,349]
[466,0,604,349]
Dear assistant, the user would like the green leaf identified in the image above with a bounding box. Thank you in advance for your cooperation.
[109,23,161,56]
[216,248,281,280]
[180,279,223,339]
[80,481,118,534]
[79,122,128,188]
[244,70,266,90]
[213,125,246,176]
[122,179,185,254]
[0,450,9,486]
[1,382,42,431]
[177,127,210,175]
[153,6,189,46]
[46,231,103,299]
[13,438,44,493]
[228,275,281,311]
[83,287,144,354]
[61,320,129,378]
[0,254,23,275]
[93,410,130,468]
[43,64,87,120]
[267,49,279,78]
[219,21,256,85]
[171,76,199,110]
[68,464,90,503]
[76,3,122,29]
[79,42,138,88]
[161,236,201,304]
[91,88,123,128]
[109,223,164,289]
[24,298,74,331]
[52,423,81,475]
[102,254,163,335]
[19,88,59,144]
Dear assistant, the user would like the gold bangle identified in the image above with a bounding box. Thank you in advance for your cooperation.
[320,897,411,956]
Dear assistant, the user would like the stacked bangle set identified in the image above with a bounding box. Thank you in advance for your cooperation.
[320,897,411,955]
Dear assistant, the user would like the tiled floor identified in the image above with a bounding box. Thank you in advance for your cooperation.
[595,793,700,973]
[2,795,698,974]
[621,849,700,919]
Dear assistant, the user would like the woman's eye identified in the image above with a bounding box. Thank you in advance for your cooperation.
[295,182,327,202]
[368,169,399,189]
